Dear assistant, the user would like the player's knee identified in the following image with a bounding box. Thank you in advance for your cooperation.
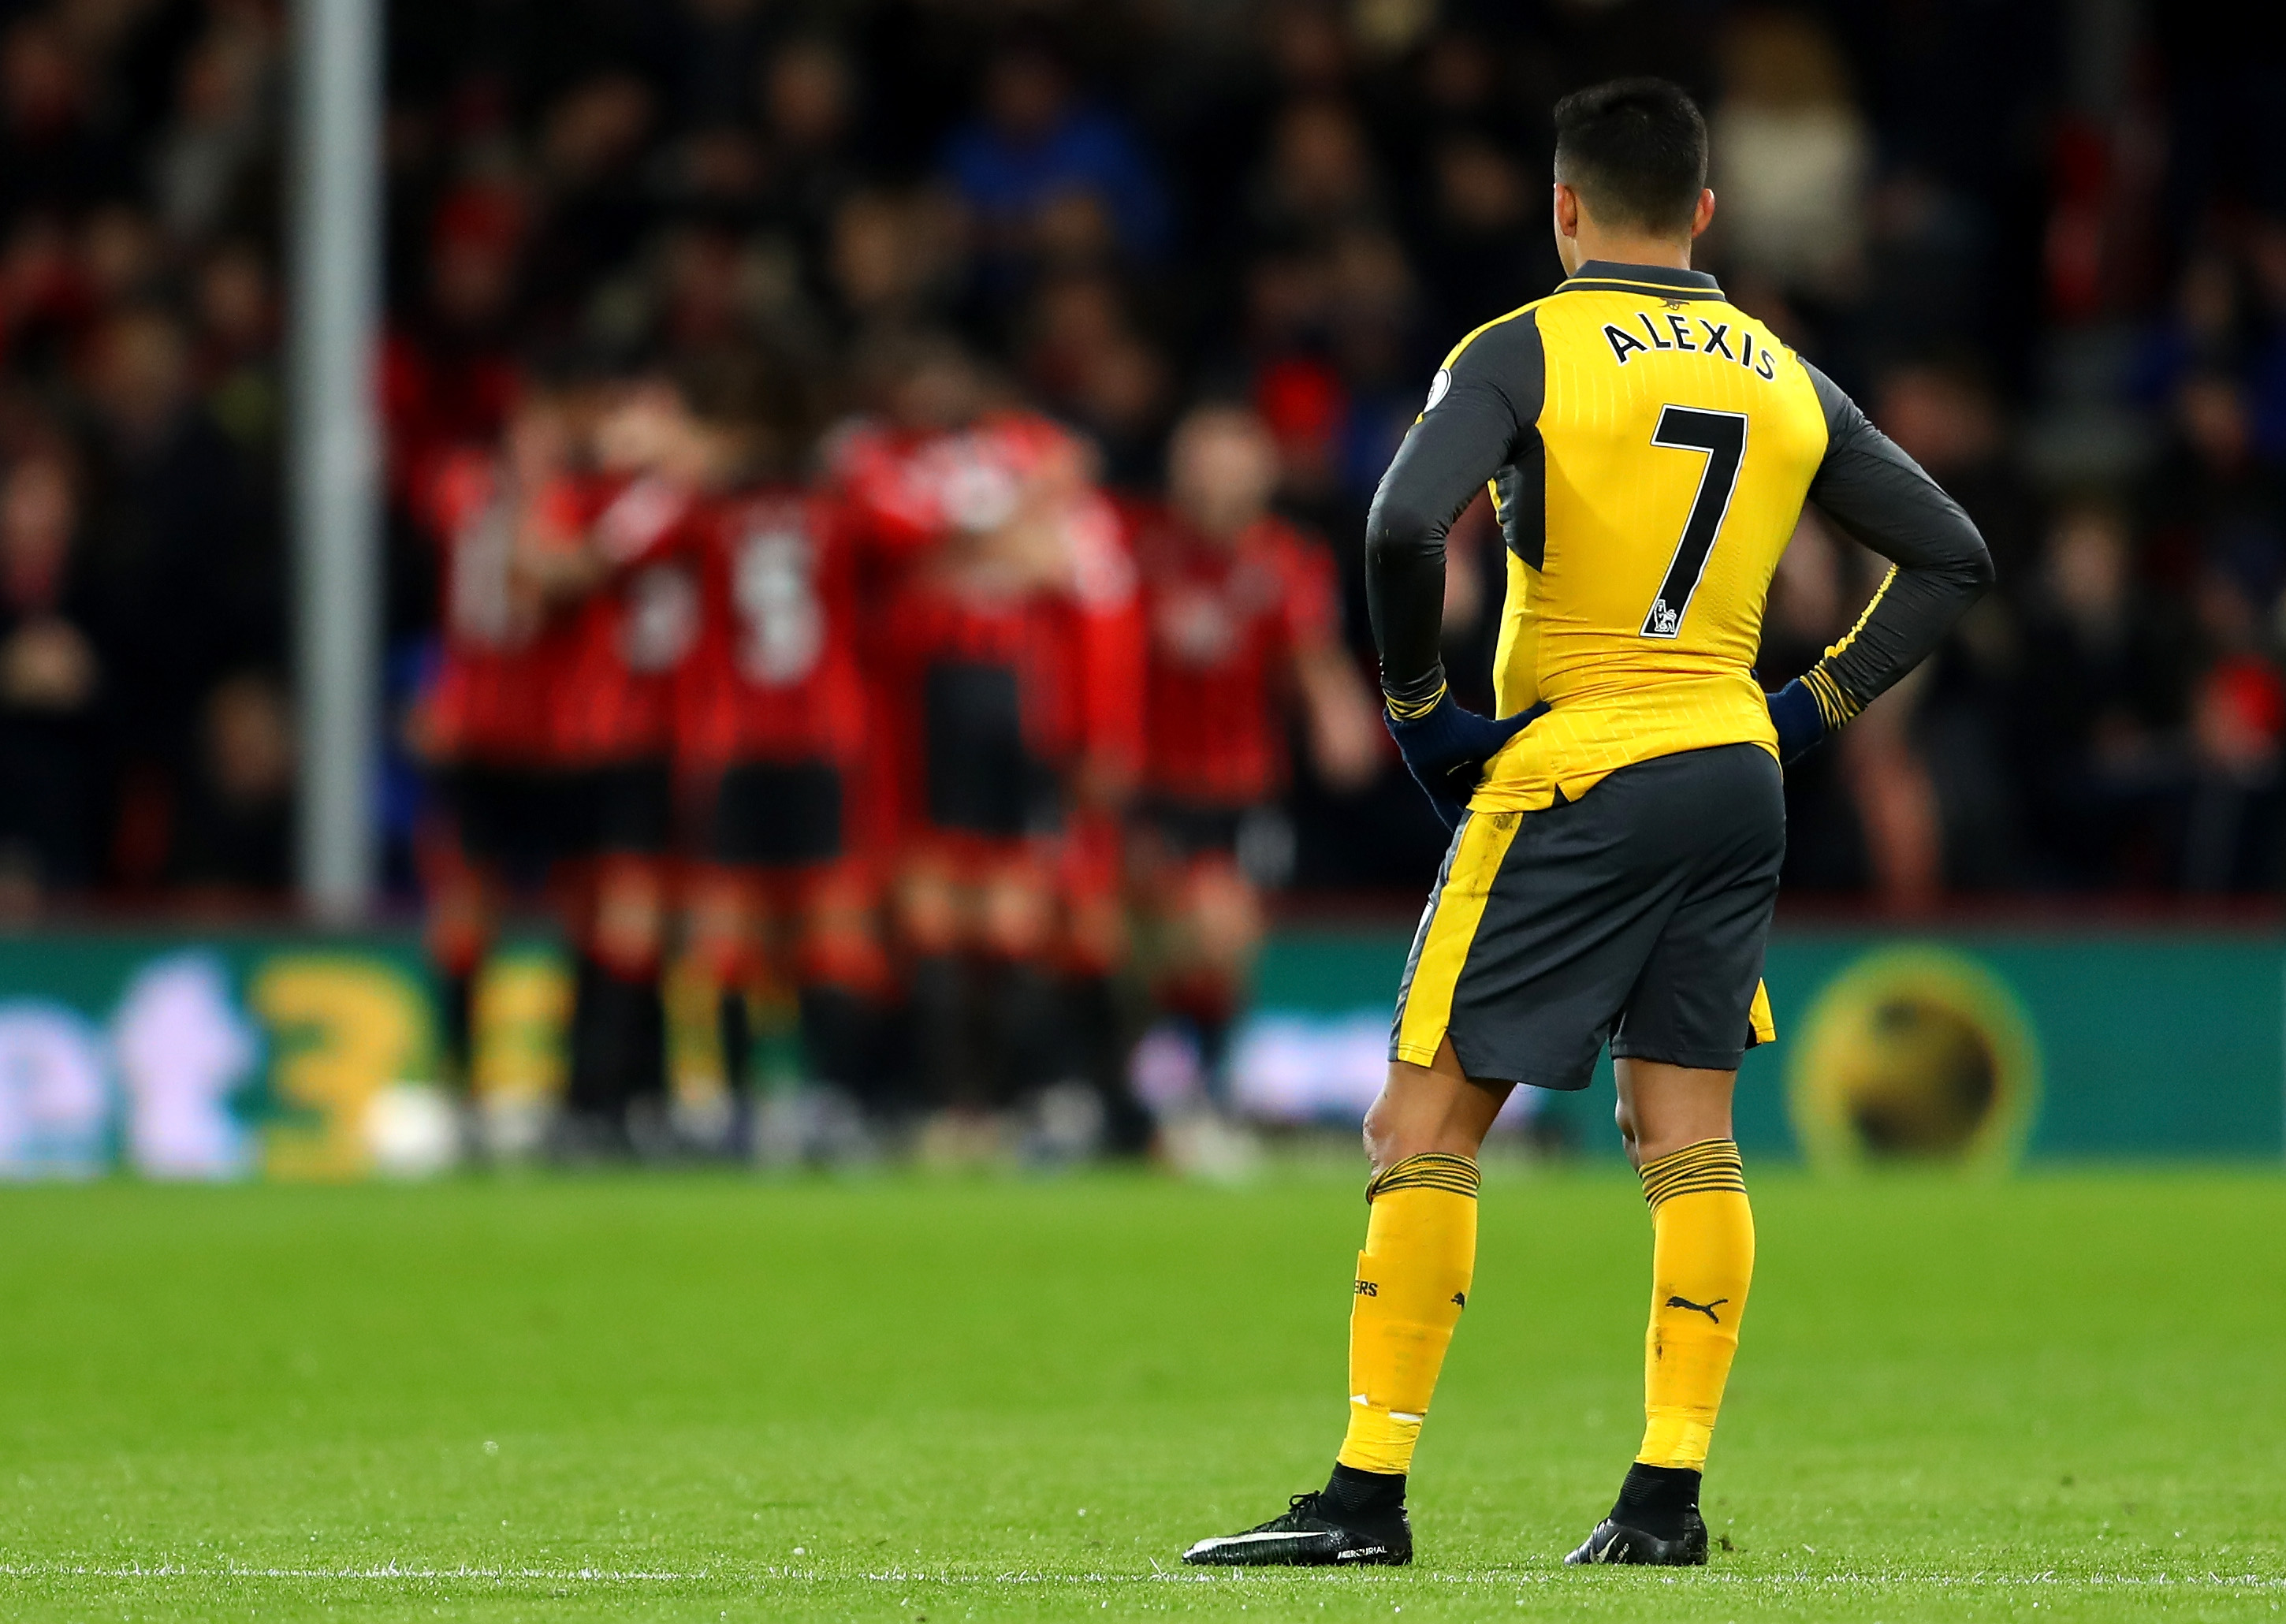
[426,878,493,972]
[590,860,666,976]
[1062,895,1127,975]
[897,866,962,955]
[689,922,754,991]
[1365,1049,1501,1172]
[800,914,890,994]
[1614,1097,1642,1168]
[1361,1089,1432,1174]
[426,911,491,979]
[1186,878,1263,970]
[683,880,754,980]
[1192,923,1261,975]
[978,873,1054,959]
[1361,1094,1396,1170]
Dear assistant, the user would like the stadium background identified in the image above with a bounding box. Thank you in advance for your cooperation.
[0,0,2277,1173]
[0,3,2280,1621]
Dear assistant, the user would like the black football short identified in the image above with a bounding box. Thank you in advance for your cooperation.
[1145,799,1249,858]
[560,758,675,857]
[702,758,846,867]
[437,764,569,870]
[921,660,1062,838]
[1391,743,1785,1090]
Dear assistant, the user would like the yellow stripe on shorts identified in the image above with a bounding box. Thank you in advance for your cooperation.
[1393,810,1525,1067]
[1748,978,1775,1046]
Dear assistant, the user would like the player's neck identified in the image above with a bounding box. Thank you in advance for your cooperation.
[1562,231,1695,275]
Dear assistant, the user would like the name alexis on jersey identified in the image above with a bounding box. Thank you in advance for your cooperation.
[1602,308,1778,378]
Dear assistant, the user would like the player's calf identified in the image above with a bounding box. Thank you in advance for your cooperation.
[559,855,672,1153]
[1569,1133,1751,1567]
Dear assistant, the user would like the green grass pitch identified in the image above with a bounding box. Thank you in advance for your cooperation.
[0,1166,2280,1621]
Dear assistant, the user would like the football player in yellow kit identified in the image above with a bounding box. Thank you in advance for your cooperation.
[1183,77,1992,1570]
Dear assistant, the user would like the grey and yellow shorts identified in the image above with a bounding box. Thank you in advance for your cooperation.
[1391,743,1785,1090]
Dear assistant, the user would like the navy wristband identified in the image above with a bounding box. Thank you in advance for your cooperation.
[1766,679,1826,765]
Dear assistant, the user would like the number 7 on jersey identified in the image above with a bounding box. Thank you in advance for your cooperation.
[1640,405,1748,639]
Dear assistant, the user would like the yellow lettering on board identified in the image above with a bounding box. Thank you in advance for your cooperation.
[251,956,433,1180]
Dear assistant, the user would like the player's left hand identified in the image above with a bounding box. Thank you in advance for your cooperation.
[1765,679,1827,765]
[1386,692,1547,830]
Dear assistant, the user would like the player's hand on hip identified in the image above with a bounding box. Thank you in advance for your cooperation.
[1764,679,1827,765]
[1385,691,1547,830]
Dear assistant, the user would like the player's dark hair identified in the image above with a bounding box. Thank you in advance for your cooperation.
[1551,77,1707,237]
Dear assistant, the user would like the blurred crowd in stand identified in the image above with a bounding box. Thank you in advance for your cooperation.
[0,0,2283,1133]
[0,0,290,909]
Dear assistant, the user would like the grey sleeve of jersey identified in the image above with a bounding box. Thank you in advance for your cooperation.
[1364,313,1542,710]
[1798,362,1996,725]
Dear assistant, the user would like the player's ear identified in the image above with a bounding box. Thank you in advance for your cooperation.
[1690,188,1716,240]
[1552,181,1580,240]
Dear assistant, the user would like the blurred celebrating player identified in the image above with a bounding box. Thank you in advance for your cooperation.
[1127,404,1381,1105]
[414,389,580,1115]
[672,361,892,1131]
[832,336,1145,1153]
[538,374,705,1150]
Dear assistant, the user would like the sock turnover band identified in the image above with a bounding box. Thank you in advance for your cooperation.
[1638,1138,1745,1210]
[1366,1151,1481,1202]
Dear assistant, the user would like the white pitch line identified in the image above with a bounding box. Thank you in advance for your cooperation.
[0,1563,698,1583]
[868,1569,2286,1590]
[2,1561,2278,1592]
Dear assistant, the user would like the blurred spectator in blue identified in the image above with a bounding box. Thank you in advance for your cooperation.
[940,34,1168,283]
[2235,218,2286,464]
[2145,372,2284,593]
[2129,245,2238,411]
[1323,229,1423,491]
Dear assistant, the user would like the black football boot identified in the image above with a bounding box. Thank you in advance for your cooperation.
[1564,1463,1709,1566]
[1183,1467,1413,1567]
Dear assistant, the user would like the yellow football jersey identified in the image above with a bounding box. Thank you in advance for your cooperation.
[1370,259,1990,818]
[1457,266,1829,810]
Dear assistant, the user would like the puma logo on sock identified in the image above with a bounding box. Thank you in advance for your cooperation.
[1666,1294,1729,1323]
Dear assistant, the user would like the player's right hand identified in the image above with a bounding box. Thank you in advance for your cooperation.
[1385,691,1547,831]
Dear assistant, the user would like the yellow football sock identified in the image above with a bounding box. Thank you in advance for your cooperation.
[1636,1138,1754,1470]
[1336,1153,1478,1476]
